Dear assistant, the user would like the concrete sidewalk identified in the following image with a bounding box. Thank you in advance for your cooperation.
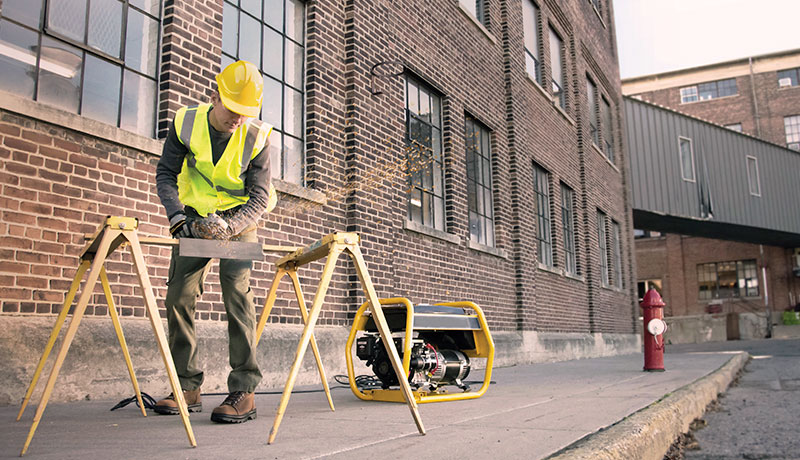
[1,349,747,460]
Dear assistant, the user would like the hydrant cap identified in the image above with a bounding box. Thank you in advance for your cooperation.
[641,288,665,309]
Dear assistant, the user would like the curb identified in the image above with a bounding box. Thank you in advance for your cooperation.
[545,351,750,460]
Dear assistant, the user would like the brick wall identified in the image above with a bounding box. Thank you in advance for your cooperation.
[0,0,636,335]
[631,64,800,148]
[635,234,798,317]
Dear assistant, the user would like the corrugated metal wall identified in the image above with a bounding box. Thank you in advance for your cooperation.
[625,97,800,235]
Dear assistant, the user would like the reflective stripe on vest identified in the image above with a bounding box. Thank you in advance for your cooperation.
[174,104,273,216]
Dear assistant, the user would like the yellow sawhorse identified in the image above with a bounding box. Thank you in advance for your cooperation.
[254,232,426,444]
[16,216,196,456]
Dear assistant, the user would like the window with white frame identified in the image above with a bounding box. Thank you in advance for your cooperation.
[549,26,565,109]
[679,136,695,182]
[222,0,306,184]
[697,259,759,300]
[746,155,760,196]
[465,115,495,246]
[405,75,444,231]
[611,219,622,287]
[533,163,552,267]
[587,77,599,146]
[680,78,737,103]
[560,183,576,275]
[601,96,614,163]
[777,68,799,88]
[784,115,800,151]
[522,0,541,84]
[459,0,487,28]
[0,0,161,137]
[597,210,609,287]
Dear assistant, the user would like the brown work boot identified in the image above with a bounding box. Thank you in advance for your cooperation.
[210,391,256,423]
[153,388,202,415]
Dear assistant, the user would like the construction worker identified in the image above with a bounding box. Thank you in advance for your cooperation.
[153,60,277,423]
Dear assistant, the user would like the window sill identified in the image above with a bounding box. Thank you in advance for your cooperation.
[457,2,497,45]
[537,263,561,275]
[601,284,625,293]
[404,219,461,245]
[553,101,576,126]
[591,143,619,171]
[467,239,508,259]
[526,73,553,102]
[680,93,740,105]
[0,89,163,155]
[565,272,585,283]
[273,179,327,205]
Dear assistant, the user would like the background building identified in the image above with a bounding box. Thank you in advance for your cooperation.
[622,56,800,342]
[0,0,638,403]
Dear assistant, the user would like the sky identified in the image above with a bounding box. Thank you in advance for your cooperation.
[614,0,800,79]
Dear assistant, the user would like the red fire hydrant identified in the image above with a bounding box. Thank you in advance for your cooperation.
[641,288,667,372]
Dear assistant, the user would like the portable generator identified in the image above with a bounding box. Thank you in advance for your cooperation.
[345,298,494,403]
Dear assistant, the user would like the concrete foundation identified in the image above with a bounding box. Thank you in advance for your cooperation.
[0,315,640,405]
[664,313,770,344]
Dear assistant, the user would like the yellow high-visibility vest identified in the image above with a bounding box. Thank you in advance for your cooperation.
[173,104,277,217]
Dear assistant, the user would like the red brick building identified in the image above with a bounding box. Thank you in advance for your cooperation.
[622,50,800,325]
[0,0,638,401]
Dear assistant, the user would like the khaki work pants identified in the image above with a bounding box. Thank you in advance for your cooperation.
[164,229,262,393]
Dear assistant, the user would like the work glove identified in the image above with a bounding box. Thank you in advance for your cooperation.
[169,213,196,239]
[193,213,233,240]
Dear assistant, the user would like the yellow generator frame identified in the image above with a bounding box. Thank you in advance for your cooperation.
[345,297,495,403]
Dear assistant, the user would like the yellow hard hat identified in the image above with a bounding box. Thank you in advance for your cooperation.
[215,60,263,117]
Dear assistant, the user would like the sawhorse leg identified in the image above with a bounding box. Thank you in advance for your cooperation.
[268,246,343,444]
[16,260,90,422]
[20,230,115,456]
[265,233,425,444]
[254,267,334,411]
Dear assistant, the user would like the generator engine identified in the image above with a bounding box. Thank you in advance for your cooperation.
[356,334,471,391]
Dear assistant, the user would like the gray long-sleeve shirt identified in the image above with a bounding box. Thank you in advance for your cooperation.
[156,109,272,234]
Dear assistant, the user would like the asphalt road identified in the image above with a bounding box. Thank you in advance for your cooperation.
[667,339,800,460]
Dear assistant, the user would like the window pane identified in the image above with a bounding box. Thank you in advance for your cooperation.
[263,0,283,31]
[125,8,159,76]
[81,55,120,125]
[680,138,694,181]
[285,38,303,89]
[283,85,302,137]
[432,96,441,128]
[283,135,303,184]
[222,2,238,57]
[418,89,431,124]
[88,0,123,57]
[268,130,281,178]
[37,37,82,113]
[261,76,282,130]
[407,81,418,115]
[2,0,44,28]
[129,0,160,16]
[469,211,481,242]
[48,0,87,43]
[434,196,444,230]
[120,69,155,136]
[0,19,38,99]
[262,25,282,79]
[239,11,261,66]
[747,157,760,195]
[240,0,261,18]
[409,188,422,222]
[522,0,539,80]
[285,0,304,43]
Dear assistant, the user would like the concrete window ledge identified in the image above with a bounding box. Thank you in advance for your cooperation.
[403,220,461,245]
[0,90,163,155]
[467,239,509,259]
